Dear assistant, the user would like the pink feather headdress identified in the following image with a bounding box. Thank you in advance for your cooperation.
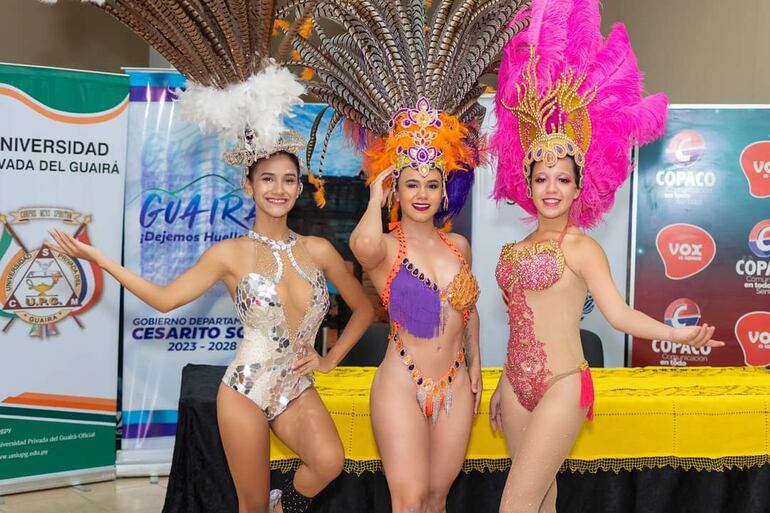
[491,0,669,229]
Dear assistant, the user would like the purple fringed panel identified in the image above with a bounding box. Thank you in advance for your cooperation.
[389,265,442,339]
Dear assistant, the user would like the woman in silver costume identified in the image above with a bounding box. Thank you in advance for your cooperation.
[40,0,375,511]
[49,136,374,513]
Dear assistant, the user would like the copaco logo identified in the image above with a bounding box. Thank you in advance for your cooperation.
[736,220,770,295]
[664,298,701,328]
[655,169,716,188]
[650,298,712,360]
[666,129,705,168]
[748,219,770,258]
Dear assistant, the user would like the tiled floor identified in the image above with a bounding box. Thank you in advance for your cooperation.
[0,478,167,513]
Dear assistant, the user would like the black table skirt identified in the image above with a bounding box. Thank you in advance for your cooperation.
[161,364,770,513]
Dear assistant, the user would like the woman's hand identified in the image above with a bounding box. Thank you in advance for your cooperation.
[469,362,483,415]
[369,165,395,208]
[48,229,103,264]
[489,382,503,433]
[670,324,725,348]
[292,346,336,375]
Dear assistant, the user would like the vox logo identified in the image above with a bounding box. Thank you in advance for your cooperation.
[739,141,770,198]
[655,224,716,280]
[735,311,770,366]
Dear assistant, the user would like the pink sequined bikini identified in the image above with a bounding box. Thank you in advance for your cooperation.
[495,226,594,419]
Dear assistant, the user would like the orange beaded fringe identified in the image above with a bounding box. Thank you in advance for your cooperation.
[392,325,465,422]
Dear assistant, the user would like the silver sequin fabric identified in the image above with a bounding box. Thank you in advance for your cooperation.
[222,232,330,420]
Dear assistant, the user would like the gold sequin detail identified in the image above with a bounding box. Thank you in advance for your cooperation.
[498,240,565,292]
[445,265,480,312]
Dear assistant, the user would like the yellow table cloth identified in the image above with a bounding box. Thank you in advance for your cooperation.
[269,366,770,474]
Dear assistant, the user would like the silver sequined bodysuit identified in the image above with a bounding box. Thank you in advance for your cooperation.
[222,231,329,420]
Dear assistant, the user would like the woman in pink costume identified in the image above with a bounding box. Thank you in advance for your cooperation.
[489,1,725,512]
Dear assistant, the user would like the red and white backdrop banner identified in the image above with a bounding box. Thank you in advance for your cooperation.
[631,106,770,367]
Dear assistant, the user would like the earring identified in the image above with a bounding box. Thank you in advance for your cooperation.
[386,172,398,210]
[441,174,449,210]
[524,167,533,198]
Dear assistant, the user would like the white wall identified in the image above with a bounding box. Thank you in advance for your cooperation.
[601,0,770,103]
[0,0,147,72]
[4,2,769,104]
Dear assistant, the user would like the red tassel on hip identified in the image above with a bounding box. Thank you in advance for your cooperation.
[579,361,594,421]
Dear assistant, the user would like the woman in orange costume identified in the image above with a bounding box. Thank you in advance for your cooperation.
[287,1,530,511]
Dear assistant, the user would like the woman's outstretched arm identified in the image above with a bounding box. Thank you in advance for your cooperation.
[574,235,723,348]
[49,228,226,313]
